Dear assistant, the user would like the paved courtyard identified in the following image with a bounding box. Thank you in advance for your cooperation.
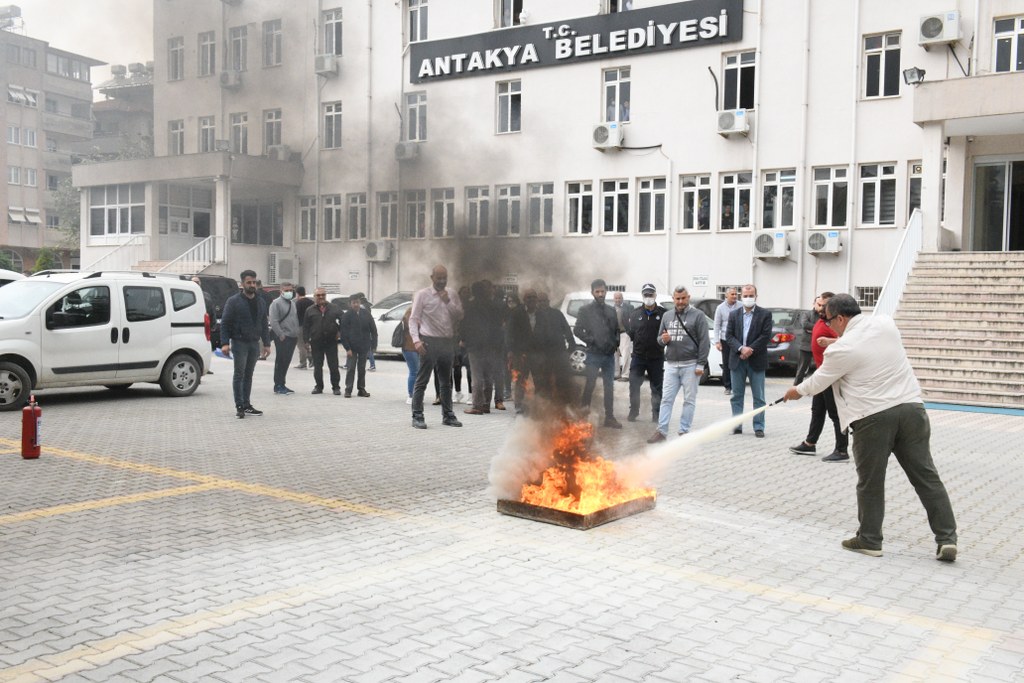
[1,353,1022,682]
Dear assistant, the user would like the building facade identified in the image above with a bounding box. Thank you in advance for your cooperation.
[74,0,1024,306]
[2,11,100,273]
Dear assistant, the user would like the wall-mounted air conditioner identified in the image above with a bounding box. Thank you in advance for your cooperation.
[219,70,242,89]
[807,230,843,255]
[592,122,623,150]
[268,252,295,284]
[919,11,961,47]
[753,230,789,259]
[364,240,392,263]
[717,109,749,137]
[214,139,231,152]
[315,54,339,77]
[394,141,419,161]
[267,144,291,161]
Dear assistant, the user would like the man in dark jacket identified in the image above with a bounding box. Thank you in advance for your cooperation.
[793,300,817,384]
[626,283,667,423]
[303,287,344,395]
[462,280,505,415]
[573,278,622,428]
[220,269,272,419]
[726,284,774,437]
[340,293,377,397]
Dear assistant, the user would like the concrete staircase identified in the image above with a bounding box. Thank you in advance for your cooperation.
[893,251,1024,409]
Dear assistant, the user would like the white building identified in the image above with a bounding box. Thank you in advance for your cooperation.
[74,0,1024,306]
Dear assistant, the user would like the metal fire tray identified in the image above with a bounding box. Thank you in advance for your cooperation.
[496,495,656,530]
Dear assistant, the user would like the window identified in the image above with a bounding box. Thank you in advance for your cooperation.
[762,169,796,229]
[607,0,633,12]
[431,188,455,238]
[378,191,398,239]
[156,184,210,238]
[323,101,342,149]
[409,0,428,43]
[230,201,283,245]
[813,167,848,228]
[171,289,197,312]
[0,249,23,272]
[496,185,521,236]
[994,17,1024,72]
[7,167,20,185]
[864,32,900,98]
[45,98,58,113]
[7,86,27,105]
[860,163,897,226]
[46,138,58,152]
[723,51,755,110]
[324,9,343,55]
[405,190,427,238]
[499,0,523,28]
[348,193,367,240]
[567,181,594,235]
[719,172,752,230]
[230,113,248,155]
[48,286,111,329]
[124,287,166,322]
[198,116,215,153]
[168,120,185,156]
[680,175,711,231]
[7,125,19,145]
[323,195,342,241]
[6,44,18,64]
[908,162,922,220]
[497,80,521,134]
[23,128,36,147]
[168,37,184,81]
[637,177,666,233]
[198,31,216,76]
[229,26,248,71]
[263,109,282,153]
[46,215,60,230]
[855,286,882,308]
[47,174,60,191]
[88,184,146,236]
[405,92,427,141]
[528,183,553,235]
[24,90,38,108]
[263,19,282,67]
[24,168,36,187]
[299,197,317,241]
[603,67,631,123]
[602,180,629,233]
[467,187,490,236]
[22,48,36,68]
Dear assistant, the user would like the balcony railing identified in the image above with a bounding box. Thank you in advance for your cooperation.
[82,235,150,272]
[158,235,224,275]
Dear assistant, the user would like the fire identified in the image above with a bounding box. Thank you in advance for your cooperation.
[520,420,656,515]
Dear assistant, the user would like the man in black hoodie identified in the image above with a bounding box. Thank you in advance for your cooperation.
[340,293,377,397]
[573,278,621,428]
[626,283,667,423]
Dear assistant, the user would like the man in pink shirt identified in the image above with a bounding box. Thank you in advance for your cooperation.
[409,264,464,429]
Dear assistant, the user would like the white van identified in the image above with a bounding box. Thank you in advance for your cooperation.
[0,268,24,288]
[0,271,212,410]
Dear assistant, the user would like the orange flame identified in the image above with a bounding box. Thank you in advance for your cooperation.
[520,420,655,515]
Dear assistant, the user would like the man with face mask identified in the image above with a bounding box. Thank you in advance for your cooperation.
[725,284,773,437]
[220,269,272,418]
[625,283,667,424]
[268,282,300,395]
[574,278,622,428]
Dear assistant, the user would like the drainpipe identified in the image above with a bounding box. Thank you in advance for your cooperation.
[749,0,764,286]
[366,0,375,299]
[844,0,862,295]
[971,0,980,76]
[660,146,673,289]
[795,0,811,305]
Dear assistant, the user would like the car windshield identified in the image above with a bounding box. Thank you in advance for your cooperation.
[0,280,64,319]
[374,291,412,309]
[770,309,800,327]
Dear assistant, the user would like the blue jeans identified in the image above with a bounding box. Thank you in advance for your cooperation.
[403,350,419,397]
[730,361,766,431]
[658,362,700,435]
[230,339,260,409]
[581,351,615,420]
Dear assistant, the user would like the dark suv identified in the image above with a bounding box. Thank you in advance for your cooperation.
[191,274,239,348]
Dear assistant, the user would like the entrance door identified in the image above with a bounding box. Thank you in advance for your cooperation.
[973,160,1024,251]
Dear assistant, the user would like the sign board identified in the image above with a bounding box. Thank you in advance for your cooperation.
[348,271,360,280]
[692,275,708,288]
[504,273,518,285]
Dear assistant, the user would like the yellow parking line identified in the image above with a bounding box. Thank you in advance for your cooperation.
[0,483,222,525]
[0,438,394,518]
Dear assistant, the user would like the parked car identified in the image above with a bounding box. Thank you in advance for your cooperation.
[0,271,212,410]
[369,291,413,320]
[556,291,724,383]
[0,268,24,288]
[190,274,239,348]
[765,307,802,373]
[374,301,412,357]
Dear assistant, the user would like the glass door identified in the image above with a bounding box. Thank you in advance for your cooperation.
[973,160,1024,251]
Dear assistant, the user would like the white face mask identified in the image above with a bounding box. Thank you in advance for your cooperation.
[281,291,294,301]
[741,296,756,308]
[643,297,656,307]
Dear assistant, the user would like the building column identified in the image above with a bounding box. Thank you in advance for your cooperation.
[920,121,945,252]
[214,176,231,268]
[944,136,969,251]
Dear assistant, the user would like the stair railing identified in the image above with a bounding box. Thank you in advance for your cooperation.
[157,235,224,275]
[873,209,923,318]
[81,235,150,272]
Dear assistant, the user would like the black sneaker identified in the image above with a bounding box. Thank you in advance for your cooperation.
[235,407,245,419]
[732,427,742,435]
[821,451,850,462]
[627,412,639,422]
[604,417,623,429]
[841,536,882,557]
[442,417,463,427]
[789,442,817,455]
[936,544,957,562]
[243,405,263,416]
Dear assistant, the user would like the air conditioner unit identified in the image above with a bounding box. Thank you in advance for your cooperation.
[394,141,419,161]
[919,11,960,47]
[268,252,295,284]
[592,122,623,150]
[267,144,291,161]
[214,139,231,152]
[717,109,749,136]
[219,70,242,89]
[806,230,843,255]
[753,230,789,259]
[364,240,392,263]
[315,54,339,77]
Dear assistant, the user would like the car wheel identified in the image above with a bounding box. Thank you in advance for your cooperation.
[0,361,31,411]
[160,354,202,398]
[568,346,587,374]
[699,362,710,385]
[104,384,134,391]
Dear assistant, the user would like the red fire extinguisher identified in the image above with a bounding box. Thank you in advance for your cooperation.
[21,395,41,459]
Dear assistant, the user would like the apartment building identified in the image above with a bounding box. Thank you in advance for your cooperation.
[73,0,1024,305]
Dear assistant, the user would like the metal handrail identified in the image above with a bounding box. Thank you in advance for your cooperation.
[157,235,224,274]
[873,209,923,318]
[82,234,150,272]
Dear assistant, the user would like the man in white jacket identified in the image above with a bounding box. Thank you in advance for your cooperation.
[784,293,957,562]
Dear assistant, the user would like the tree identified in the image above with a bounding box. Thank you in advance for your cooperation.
[0,251,14,271]
[51,177,82,249]
[33,247,62,273]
